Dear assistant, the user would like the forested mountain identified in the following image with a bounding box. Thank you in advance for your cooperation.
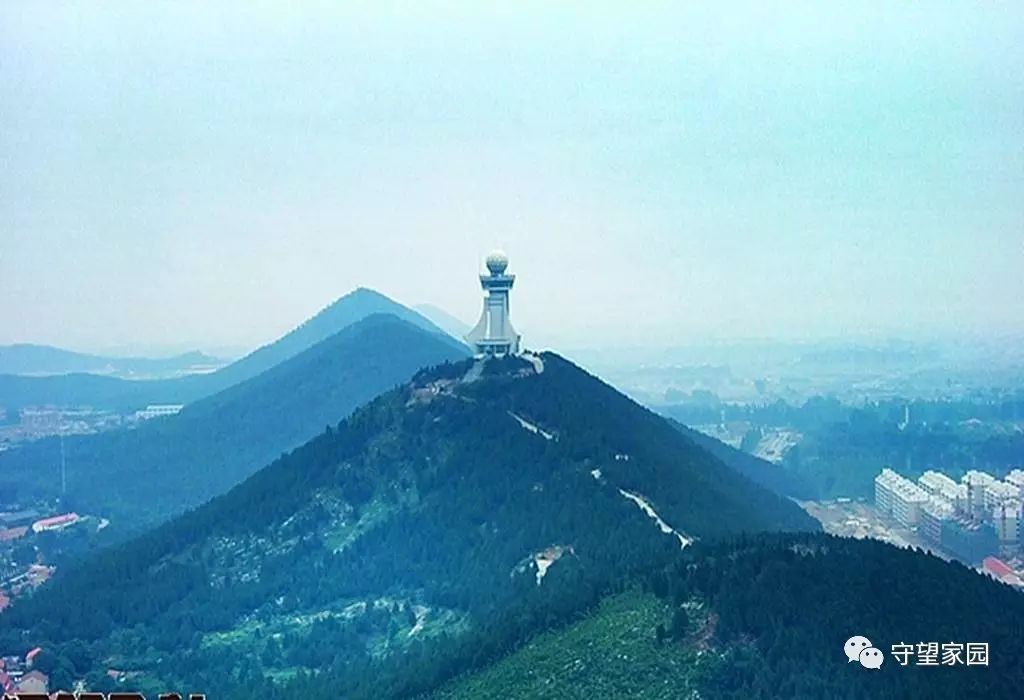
[0,288,450,410]
[0,315,467,533]
[0,344,221,378]
[0,353,815,697]
[436,533,1024,699]
[203,288,457,397]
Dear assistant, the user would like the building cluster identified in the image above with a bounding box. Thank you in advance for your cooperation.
[0,647,49,695]
[0,509,81,538]
[0,406,124,447]
[0,402,185,450]
[0,508,80,613]
[875,467,1024,574]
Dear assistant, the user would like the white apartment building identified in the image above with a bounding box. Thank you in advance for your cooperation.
[984,480,1020,510]
[992,498,1021,555]
[920,497,955,545]
[918,471,967,512]
[963,470,999,520]
[1004,469,1024,495]
[876,468,930,529]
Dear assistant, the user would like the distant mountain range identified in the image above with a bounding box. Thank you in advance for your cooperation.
[414,303,471,341]
[0,313,468,532]
[0,345,224,379]
[0,352,816,696]
[0,288,451,410]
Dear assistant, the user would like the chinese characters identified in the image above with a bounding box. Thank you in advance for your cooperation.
[890,642,988,666]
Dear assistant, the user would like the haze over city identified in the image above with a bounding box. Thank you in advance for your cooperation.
[2,2,1022,354]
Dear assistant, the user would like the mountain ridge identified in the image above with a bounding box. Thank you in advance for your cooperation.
[414,304,471,343]
[0,313,469,531]
[0,288,450,410]
[0,344,222,378]
[0,351,816,697]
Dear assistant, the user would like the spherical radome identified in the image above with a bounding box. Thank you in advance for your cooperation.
[485,249,509,274]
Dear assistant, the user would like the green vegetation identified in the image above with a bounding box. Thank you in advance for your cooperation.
[656,533,1024,699]
[0,314,467,531]
[433,534,1024,700]
[2,350,1019,699]
[0,352,815,697]
[431,591,704,700]
[783,413,1024,498]
[662,393,1024,499]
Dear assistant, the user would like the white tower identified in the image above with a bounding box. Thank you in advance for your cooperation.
[466,250,521,356]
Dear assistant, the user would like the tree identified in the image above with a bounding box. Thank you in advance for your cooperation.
[49,663,74,692]
[61,639,92,675]
[670,607,689,640]
[262,638,281,668]
[11,542,36,566]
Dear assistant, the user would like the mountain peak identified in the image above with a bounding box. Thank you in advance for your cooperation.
[341,286,390,301]
[2,344,815,696]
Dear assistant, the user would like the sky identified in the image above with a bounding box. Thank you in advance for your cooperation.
[2,2,1022,355]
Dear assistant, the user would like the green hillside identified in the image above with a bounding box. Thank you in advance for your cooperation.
[438,533,1024,700]
[431,591,704,700]
[0,314,467,531]
[0,353,815,697]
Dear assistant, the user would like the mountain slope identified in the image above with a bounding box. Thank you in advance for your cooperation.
[0,315,468,531]
[414,304,471,343]
[202,288,458,397]
[669,419,816,499]
[0,345,221,378]
[435,534,1024,699]
[0,288,451,410]
[431,590,702,700]
[0,353,815,697]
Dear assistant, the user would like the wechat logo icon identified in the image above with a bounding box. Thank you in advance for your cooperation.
[846,635,884,670]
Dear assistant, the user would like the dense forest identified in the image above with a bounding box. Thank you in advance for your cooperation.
[0,314,466,533]
[0,353,814,696]
[654,533,1024,699]
[435,533,1024,699]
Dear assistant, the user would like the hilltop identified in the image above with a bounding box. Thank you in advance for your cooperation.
[0,352,815,696]
[0,288,451,410]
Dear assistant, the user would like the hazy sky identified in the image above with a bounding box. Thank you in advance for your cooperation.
[2,3,1022,354]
